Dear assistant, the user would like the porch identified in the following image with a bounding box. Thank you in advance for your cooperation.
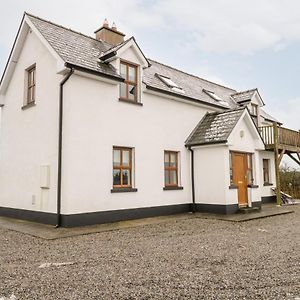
[258,124,300,205]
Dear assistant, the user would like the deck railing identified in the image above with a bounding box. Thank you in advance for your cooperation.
[259,125,300,149]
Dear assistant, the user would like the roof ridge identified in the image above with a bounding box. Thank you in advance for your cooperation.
[25,12,113,48]
[208,107,245,116]
[231,88,257,96]
[148,58,237,92]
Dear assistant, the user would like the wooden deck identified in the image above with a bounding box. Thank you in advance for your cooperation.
[259,125,300,153]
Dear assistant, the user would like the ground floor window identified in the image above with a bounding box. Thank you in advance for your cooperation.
[113,147,132,188]
[263,159,270,184]
[246,153,254,185]
[164,151,179,187]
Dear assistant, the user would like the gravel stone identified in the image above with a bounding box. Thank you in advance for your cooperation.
[0,206,299,299]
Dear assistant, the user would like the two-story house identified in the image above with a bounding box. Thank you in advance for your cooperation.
[1,13,298,227]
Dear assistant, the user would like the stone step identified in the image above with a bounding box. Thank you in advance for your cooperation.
[238,206,261,214]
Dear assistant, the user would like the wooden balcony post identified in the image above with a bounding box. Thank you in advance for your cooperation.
[273,123,281,206]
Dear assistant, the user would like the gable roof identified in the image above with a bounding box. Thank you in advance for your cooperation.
[99,36,150,67]
[231,88,265,106]
[26,13,122,80]
[231,89,257,103]
[185,108,245,146]
[1,13,273,113]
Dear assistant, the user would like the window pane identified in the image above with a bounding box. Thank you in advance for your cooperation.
[247,154,252,167]
[170,170,177,185]
[122,169,131,186]
[247,170,253,185]
[32,85,35,101]
[170,153,177,167]
[230,169,233,184]
[164,152,169,167]
[165,170,170,185]
[128,66,136,82]
[113,149,121,166]
[120,82,127,98]
[123,150,130,167]
[128,84,136,100]
[120,63,126,79]
[113,169,121,186]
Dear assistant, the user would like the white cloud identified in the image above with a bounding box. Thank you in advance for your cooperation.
[268,97,300,130]
[155,0,300,55]
[2,0,300,57]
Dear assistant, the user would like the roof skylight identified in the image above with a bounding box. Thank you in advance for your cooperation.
[203,89,229,107]
[156,74,179,88]
[172,86,185,94]
[204,90,223,101]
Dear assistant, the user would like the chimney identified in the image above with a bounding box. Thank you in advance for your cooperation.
[95,19,125,45]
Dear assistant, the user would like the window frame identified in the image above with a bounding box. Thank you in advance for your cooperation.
[119,60,138,102]
[250,103,258,126]
[246,153,254,185]
[263,159,270,184]
[164,150,179,187]
[26,64,36,105]
[112,146,133,189]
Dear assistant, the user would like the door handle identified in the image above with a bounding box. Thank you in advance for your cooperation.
[238,181,243,184]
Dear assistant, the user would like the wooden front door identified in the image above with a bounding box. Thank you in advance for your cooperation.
[232,152,248,206]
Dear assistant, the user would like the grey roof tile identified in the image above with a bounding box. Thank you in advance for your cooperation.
[143,59,238,109]
[231,89,257,103]
[26,13,264,110]
[185,108,245,146]
[26,13,120,78]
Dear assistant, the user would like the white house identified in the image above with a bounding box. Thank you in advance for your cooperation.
[0,13,281,227]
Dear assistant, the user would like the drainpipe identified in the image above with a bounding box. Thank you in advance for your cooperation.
[188,147,196,213]
[56,68,74,228]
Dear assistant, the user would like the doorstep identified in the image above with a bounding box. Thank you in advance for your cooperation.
[196,203,294,222]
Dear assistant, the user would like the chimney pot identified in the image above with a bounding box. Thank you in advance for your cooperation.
[94,19,125,46]
[111,22,117,31]
[103,18,109,28]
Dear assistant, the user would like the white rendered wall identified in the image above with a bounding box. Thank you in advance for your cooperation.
[61,69,212,214]
[259,151,276,197]
[193,145,229,205]
[0,30,60,213]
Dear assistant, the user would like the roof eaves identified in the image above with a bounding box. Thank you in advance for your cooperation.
[186,140,228,147]
[0,13,25,89]
[65,62,124,82]
[244,107,266,146]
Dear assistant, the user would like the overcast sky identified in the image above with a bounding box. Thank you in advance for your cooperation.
[0,0,299,167]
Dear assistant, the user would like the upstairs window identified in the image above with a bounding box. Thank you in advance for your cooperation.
[120,61,138,102]
[250,103,258,126]
[26,65,36,105]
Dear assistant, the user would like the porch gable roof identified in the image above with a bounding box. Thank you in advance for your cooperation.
[185,108,245,147]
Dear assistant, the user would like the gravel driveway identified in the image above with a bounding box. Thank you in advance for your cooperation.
[0,206,299,300]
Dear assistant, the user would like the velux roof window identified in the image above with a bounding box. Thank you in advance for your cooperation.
[156,73,185,94]
[203,89,229,107]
